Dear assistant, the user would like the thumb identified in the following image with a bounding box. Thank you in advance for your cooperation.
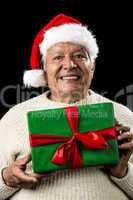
[16,153,31,165]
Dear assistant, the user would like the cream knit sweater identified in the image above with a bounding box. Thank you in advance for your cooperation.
[0,90,133,200]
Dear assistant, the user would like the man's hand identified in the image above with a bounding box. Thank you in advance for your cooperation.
[106,125,133,178]
[2,154,56,189]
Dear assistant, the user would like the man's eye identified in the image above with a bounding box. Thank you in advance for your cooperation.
[74,54,86,59]
[53,56,63,60]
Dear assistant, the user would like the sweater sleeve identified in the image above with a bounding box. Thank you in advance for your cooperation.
[0,159,20,200]
[111,103,133,199]
[0,108,21,199]
[110,162,133,199]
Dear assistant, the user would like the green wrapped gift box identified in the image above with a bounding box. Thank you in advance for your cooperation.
[27,102,119,173]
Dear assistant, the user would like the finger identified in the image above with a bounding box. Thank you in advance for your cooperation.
[16,153,31,165]
[9,179,36,189]
[118,132,133,140]
[17,182,36,189]
[118,155,129,167]
[29,171,57,179]
[119,151,133,163]
[119,141,133,150]
[116,126,130,133]
[13,167,37,183]
[9,175,23,186]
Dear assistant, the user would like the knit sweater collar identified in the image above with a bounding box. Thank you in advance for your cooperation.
[40,89,95,106]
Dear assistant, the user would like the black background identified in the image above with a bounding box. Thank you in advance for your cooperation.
[0,1,133,118]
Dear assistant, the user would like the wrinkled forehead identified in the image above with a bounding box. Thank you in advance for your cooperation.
[46,42,89,56]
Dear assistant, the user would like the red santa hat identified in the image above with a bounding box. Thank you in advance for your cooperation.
[23,13,99,87]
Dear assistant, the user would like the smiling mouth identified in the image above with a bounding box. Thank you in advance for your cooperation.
[59,75,80,80]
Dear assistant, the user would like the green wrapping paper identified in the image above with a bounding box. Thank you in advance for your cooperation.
[27,102,119,173]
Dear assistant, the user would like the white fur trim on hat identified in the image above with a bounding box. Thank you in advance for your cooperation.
[39,24,99,65]
[23,69,47,87]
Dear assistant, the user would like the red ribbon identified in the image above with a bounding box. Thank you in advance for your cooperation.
[30,106,117,168]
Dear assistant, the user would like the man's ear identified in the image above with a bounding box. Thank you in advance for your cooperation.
[90,62,95,80]
[91,61,96,72]
[43,67,48,84]
[89,62,95,78]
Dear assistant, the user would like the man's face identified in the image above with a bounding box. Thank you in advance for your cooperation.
[44,42,95,101]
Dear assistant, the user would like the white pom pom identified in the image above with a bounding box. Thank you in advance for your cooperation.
[23,69,47,88]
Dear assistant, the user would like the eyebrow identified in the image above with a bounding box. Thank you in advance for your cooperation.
[73,48,91,60]
[51,47,91,59]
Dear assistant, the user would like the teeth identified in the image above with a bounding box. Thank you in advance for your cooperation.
[61,76,79,80]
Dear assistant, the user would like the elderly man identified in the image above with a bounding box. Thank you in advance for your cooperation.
[0,14,133,200]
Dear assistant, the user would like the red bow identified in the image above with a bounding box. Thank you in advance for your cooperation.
[30,106,116,168]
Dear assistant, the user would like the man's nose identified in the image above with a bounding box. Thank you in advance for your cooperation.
[62,56,77,70]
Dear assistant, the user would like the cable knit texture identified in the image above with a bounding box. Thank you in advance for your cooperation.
[0,90,133,200]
